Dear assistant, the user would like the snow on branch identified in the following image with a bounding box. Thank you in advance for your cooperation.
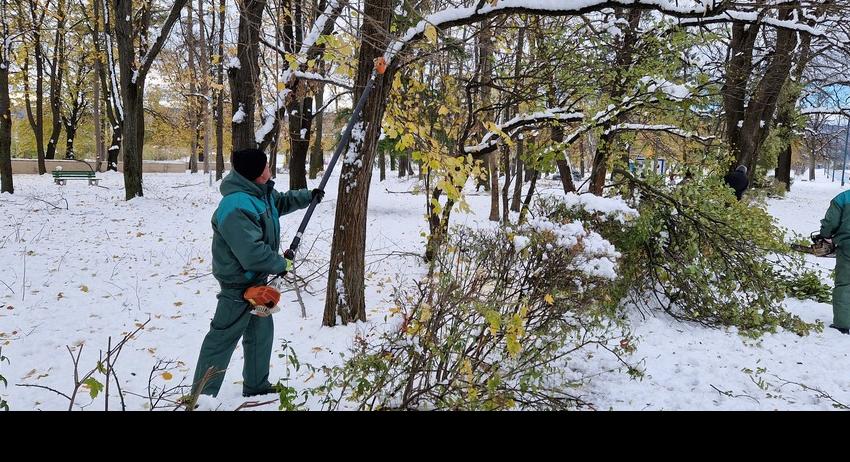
[604,123,715,143]
[299,0,345,59]
[254,1,346,147]
[801,107,850,117]
[292,70,353,90]
[463,108,584,154]
[638,76,692,101]
[678,10,825,36]
[384,0,730,65]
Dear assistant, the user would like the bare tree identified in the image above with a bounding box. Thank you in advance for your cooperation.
[45,0,69,160]
[17,0,47,174]
[114,0,189,199]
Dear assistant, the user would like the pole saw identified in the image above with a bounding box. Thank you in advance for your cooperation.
[245,57,388,316]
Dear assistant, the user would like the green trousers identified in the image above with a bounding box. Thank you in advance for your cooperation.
[834,249,850,329]
[192,288,274,396]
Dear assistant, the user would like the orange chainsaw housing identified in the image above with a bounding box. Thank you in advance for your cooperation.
[243,285,281,308]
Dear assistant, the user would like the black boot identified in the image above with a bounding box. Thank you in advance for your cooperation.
[242,384,279,397]
[829,324,850,335]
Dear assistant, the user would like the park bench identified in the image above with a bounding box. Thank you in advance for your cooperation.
[52,159,101,186]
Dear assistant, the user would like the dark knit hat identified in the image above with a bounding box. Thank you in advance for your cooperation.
[231,148,268,180]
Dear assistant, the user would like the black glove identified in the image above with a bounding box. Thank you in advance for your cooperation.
[312,188,325,203]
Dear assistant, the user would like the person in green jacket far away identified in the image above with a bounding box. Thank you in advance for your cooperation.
[820,189,850,335]
[191,148,324,397]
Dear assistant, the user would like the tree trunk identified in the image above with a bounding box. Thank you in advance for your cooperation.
[809,149,817,181]
[46,0,67,161]
[198,0,211,175]
[553,125,576,194]
[62,118,77,159]
[186,2,199,173]
[310,84,324,179]
[480,22,498,220]
[510,141,523,212]
[378,144,386,181]
[501,145,510,223]
[488,152,500,221]
[93,62,104,170]
[23,43,46,174]
[725,5,798,177]
[189,124,200,172]
[589,9,641,196]
[115,0,188,199]
[323,0,392,326]
[228,0,265,151]
[215,0,225,180]
[122,88,145,199]
[288,96,313,189]
[775,144,792,191]
[96,0,122,172]
[0,57,12,194]
[398,151,408,178]
[519,169,538,224]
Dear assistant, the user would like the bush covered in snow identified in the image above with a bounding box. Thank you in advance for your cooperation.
[318,225,637,410]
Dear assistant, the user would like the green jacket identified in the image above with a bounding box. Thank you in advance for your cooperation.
[821,190,850,254]
[211,171,312,288]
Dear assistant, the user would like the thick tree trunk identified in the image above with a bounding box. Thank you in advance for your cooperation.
[115,0,188,199]
[775,144,792,191]
[0,63,12,194]
[722,23,759,168]
[228,0,265,151]
[62,118,77,159]
[809,150,817,181]
[725,5,798,178]
[122,89,145,199]
[398,151,409,178]
[323,0,392,326]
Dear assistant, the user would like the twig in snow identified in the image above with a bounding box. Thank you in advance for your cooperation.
[771,374,850,409]
[0,279,14,294]
[15,383,72,401]
[709,384,760,404]
[171,182,205,189]
[31,197,69,210]
[234,398,278,411]
[384,187,419,195]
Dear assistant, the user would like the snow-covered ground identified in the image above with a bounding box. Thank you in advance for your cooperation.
[0,168,845,410]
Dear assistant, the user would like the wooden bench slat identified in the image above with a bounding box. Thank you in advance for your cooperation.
[52,169,100,186]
